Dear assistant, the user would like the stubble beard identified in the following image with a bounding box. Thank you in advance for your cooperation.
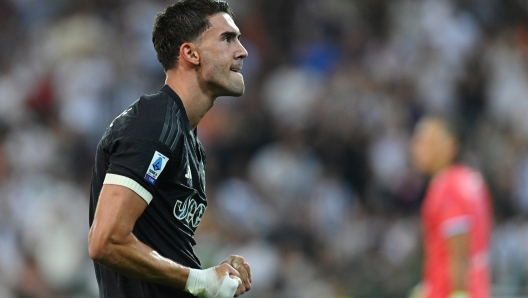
[226,73,245,97]
[201,50,245,97]
[209,71,245,98]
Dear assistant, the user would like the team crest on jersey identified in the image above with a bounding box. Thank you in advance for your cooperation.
[144,151,169,185]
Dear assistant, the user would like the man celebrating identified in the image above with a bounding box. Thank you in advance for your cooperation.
[411,116,492,298]
[88,1,251,297]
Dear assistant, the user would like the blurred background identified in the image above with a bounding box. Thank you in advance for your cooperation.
[0,0,527,297]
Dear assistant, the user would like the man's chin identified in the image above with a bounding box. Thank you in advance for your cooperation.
[221,83,245,97]
[230,87,245,97]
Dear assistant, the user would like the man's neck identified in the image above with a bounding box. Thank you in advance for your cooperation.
[165,71,215,130]
[431,162,455,179]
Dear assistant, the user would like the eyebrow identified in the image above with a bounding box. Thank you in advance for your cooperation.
[220,31,241,40]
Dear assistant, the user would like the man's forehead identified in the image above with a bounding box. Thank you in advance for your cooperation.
[206,12,240,34]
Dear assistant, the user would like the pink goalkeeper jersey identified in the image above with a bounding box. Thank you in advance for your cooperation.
[421,165,492,298]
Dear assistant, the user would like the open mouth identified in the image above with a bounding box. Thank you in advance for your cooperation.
[230,68,240,73]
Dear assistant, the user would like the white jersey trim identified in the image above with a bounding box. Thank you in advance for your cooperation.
[440,215,472,238]
[103,174,153,204]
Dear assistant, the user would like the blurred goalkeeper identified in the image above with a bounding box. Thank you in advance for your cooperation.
[88,1,250,297]
[410,116,492,298]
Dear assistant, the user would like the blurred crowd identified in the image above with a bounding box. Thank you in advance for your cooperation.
[0,0,528,297]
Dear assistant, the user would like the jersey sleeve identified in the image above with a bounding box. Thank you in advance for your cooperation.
[105,137,173,204]
[102,97,181,205]
[438,178,473,238]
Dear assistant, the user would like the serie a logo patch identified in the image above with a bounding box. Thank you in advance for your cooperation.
[145,151,169,185]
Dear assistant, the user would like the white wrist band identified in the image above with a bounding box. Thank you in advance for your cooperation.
[185,268,238,298]
[185,268,209,296]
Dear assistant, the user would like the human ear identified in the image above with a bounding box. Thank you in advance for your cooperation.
[180,43,200,66]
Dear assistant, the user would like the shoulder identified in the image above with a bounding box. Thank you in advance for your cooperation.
[438,165,487,203]
[131,91,172,133]
[445,165,484,189]
[109,91,185,143]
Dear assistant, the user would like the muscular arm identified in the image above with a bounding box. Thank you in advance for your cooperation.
[446,233,470,292]
[88,184,189,289]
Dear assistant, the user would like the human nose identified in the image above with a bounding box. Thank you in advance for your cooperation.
[236,39,248,59]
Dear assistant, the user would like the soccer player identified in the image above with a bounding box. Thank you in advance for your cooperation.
[88,1,251,297]
[410,116,492,298]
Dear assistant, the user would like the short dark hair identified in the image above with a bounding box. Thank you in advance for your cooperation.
[152,0,234,72]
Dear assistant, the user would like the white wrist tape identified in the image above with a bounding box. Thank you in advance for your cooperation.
[185,268,238,298]
[217,275,240,297]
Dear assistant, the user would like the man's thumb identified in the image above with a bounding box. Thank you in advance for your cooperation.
[216,275,240,297]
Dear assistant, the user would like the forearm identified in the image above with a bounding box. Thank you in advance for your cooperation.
[446,233,470,293]
[91,232,189,289]
[449,255,469,291]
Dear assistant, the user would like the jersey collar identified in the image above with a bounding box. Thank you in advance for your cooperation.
[160,85,192,132]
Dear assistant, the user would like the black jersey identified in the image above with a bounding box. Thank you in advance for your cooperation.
[89,85,207,298]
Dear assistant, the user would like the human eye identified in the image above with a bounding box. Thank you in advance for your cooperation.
[220,32,237,43]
